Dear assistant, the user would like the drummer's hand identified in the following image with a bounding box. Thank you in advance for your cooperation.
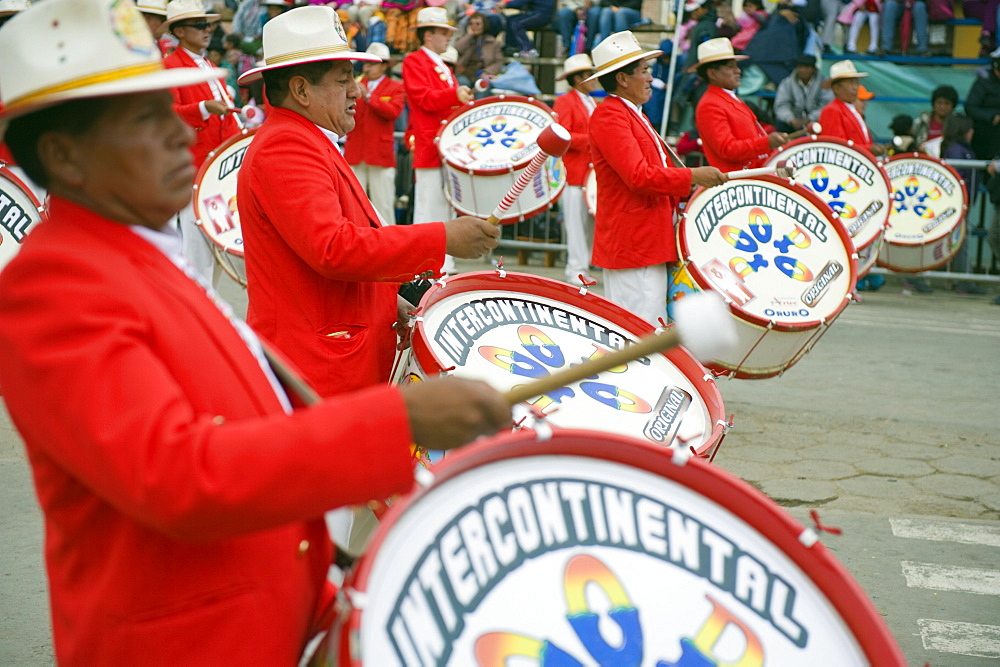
[690,166,727,188]
[395,295,415,351]
[768,131,789,149]
[444,215,500,258]
[870,143,888,156]
[457,86,474,104]
[401,377,510,450]
[205,100,230,116]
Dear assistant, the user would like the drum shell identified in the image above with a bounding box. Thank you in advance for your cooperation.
[0,166,46,272]
[442,155,565,223]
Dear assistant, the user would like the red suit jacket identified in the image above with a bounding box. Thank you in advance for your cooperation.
[239,108,446,397]
[589,96,692,269]
[553,89,595,186]
[695,84,772,172]
[819,99,873,152]
[0,197,417,665]
[344,75,405,168]
[402,48,463,168]
[163,47,241,169]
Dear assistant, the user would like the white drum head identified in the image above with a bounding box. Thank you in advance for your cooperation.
[193,129,254,259]
[0,167,45,272]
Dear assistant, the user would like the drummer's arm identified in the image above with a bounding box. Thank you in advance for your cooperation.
[169,86,212,130]
[554,101,589,153]
[590,111,691,196]
[695,102,770,164]
[366,84,405,121]
[402,60,465,112]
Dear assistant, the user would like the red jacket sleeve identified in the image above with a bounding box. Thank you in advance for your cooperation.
[367,79,405,122]
[403,55,462,113]
[696,91,771,166]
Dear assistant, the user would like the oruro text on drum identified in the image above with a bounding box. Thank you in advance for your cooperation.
[692,183,830,244]
[388,478,809,661]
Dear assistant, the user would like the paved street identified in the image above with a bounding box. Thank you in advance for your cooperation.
[1,254,998,664]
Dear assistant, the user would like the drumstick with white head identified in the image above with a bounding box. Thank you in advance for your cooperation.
[486,123,572,225]
[786,122,822,140]
[504,292,738,405]
[724,160,793,181]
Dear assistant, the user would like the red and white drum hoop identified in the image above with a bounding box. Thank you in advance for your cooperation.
[402,271,727,458]
[878,153,968,273]
[436,96,566,224]
[0,166,46,273]
[766,136,891,277]
[678,175,857,379]
[583,167,597,216]
[192,128,256,286]
[324,429,905,666]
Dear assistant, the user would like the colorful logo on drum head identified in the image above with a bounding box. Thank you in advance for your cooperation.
[885,161,958,227]
[385,478,808,665]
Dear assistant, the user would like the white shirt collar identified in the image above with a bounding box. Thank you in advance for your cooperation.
[422,46,453,83]
[182,46,207,60]
[315,124,343,152]
[132,221,184,258]
[367,75,385,91]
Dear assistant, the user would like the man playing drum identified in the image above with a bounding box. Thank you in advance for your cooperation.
[161,0,243,284]
[694,37,788,173]
[343,42,404,227]
[0,1,509,663]
[403,6,474,275]
[236,7,499,401]
[819,60,885,155]
[587,31,726,325]
[553,53,600,287]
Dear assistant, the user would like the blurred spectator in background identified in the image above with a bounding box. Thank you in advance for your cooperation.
[644,39,673,129]
[913,84,958,155]
[854,82,874,117]
[555,0,590,55]
[773,53,831,133]
[682,0,718,72]
[940,114,987,294]
[461,0,506,35]
[455,12,505,83]
[587,0,645,48]
[502,0,554,58]
[961,0,998,55]
[233,0,264,42]
[839,0,880,54]
[888,114,917,154]
[820,0,844,52]
[878,0,929,56]
[965,50,1000,160]
[731,0,768,51]
[745,1,810,84]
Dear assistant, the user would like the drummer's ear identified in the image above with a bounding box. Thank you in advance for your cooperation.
[287,75,311,107]
[37,132,86,188]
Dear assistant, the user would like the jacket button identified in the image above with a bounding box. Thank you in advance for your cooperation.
[212,415,225,425]
[298,540,310,556]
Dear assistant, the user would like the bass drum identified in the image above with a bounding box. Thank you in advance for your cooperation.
[192,128,256,286]
[0,166,46,273]
[319,429,906,666]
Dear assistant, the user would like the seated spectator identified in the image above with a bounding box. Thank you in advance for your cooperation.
[731,0,768,51]
[586,0,645,49]
[819,0,844,52]
[888,113,917,154]
[745,1,810,84]
[913,84,958,152]
[961,0,999,55]
[965,51,1000,160]
[773,53,832,132]
[644,39,673,129]
[682,0,718,72]
[455,11,505,83]
[555,0,589,55]
[839,0,880,54]
[878,0,928,56]
[461,0,505,35]
[501,0,555,58]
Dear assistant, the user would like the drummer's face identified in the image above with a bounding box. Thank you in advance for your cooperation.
[616,58,653,105]
[708,60,741,91]
[424,27,452,54]
[44,92,196,229]
[833,78,859,103]
[310,60,362,135]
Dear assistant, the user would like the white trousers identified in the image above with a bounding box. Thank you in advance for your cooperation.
[847,11,879,52]
[604,263,668,326]
[351,163,397,226]
[414,167,456,274]
[177,200,221,288]
[562,185,594,282]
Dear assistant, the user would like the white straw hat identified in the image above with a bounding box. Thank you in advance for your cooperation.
[584,31,662,83]
[441,46,458,65]
[556,53,595,81]
[0,0,226,138]
[135,0,166,16]
[414,6,456,30]
[824,59,869,87]
[237,6,380,85]
[365,41,392,62]
[686,37,748,73]
[158,0,219,34]
[0,0,31,17]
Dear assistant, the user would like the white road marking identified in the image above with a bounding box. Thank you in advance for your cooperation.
[901,561,1000,596]
[841,318,1000,337]
[890,518,1000,548]
[918,619,1000,659]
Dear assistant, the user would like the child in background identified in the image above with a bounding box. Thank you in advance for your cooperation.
[888,114,916,154]
[732,0,768,51]
[839,0,880,54]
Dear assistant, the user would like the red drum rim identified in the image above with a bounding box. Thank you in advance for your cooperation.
[881,152,968,252]
[435,95,557,177]
[340,428,906,667]
[410,270,727,454]
[0,166,46,219]
[767,135,893,256]
[192,127,256,258]
[679,174,857,333]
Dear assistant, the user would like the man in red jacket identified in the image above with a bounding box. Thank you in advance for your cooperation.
[553,53,599,286]
[237,6,497,401]
[693,37,787,173]
[0,1,509,663]
[344,42,405,226]
[403,6,473,275]
[161,0,242,284]
[819,60,879,154]
[587,31,726,325]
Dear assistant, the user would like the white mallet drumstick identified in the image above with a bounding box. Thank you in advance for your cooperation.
[725,159,793,180]
[786,121,822,140]
[504,292,737,405]
[486,123,572,225]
